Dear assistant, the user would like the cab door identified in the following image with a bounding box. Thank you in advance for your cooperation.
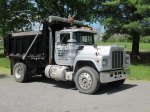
[55,32,71,65]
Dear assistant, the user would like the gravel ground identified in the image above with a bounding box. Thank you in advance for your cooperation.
[0,74,150,112]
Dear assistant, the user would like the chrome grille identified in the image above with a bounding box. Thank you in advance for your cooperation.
[112,51,123,69]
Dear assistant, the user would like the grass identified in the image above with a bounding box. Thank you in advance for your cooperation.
[0,43,3,49]
[0,42,10,75]
[0,56,10,68]
[0,67,10,75]
[129,52,150,81]
[0,42,150,81]
[0,43,10,69]
[129,65,150,80]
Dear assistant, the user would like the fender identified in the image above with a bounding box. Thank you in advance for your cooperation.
[73,55,102,73]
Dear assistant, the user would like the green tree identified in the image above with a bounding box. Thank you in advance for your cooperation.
[98,0,150,58]
[0,0,36,38]
[33,0,102,22]
[0,0,103,37]
[0,28,2,36]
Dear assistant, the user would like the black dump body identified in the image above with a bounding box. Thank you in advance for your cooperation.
[4,20,82,75]
[5,22,51,60]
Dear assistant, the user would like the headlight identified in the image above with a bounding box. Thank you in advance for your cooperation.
[103,59,108,66]
[125,58,129,64]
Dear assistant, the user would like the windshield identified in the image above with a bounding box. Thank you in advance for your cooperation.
[73,32,94,45]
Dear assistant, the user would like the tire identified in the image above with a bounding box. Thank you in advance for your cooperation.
[89,67,100,93]
[13,62,28,83]
[74,66,100,94]
[26,74,32,82]
[107,79,125,87]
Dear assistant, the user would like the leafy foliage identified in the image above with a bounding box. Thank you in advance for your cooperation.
[0,0,103,37]
[0,0,36,37]
[98,0,150,57]
[33,0,101,22]
[100,0,150,35]
[140,36,150,43]
[0,28,2,36]
[106,35,116,43]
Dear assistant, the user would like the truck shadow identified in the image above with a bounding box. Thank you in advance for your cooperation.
[31,76,77,89]
[0,74,10,79]
[31,76,137,95]
[95,83,137,95]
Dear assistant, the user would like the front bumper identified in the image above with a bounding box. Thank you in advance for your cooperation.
[100,68,130,83]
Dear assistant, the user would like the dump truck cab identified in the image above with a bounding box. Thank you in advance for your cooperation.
[54,28,96,65]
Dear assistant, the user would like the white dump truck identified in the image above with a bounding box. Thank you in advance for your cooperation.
[4,16,130,94]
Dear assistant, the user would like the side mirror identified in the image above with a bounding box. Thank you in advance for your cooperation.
[78,45,84,50]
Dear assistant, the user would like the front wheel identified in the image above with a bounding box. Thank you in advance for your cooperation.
[13,62,28,83]
[107,79,125,87]
[74,66,100,94]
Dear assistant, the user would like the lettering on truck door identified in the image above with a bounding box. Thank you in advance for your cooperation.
[55,33,71,65]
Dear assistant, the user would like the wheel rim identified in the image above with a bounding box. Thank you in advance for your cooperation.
[15,66,22,79]
[79,73,92,89]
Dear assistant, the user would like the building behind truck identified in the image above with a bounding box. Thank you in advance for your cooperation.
[4,16,130,94]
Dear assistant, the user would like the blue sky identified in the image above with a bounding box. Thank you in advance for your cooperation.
[79,21,104,33]
[91,22,104,33]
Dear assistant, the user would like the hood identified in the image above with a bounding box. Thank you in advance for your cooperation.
[97,46,112,56]
[78,45,125,56]
[78,45,97,55]
[97,45,125,55]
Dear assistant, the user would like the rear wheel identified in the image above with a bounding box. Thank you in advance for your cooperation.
[74,66,100,94]
[13,62,28,83]
[26,73,32,82]
[107,79,125,87]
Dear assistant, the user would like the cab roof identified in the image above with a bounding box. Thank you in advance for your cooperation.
[61,28,97,34]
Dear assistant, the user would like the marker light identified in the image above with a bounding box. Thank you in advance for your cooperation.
[69,17,74,26]
[96,60,99,63]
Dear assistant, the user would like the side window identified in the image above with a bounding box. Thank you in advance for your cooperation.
[60,33,70,44]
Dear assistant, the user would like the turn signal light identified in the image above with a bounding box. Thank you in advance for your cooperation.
[96,60,99,63]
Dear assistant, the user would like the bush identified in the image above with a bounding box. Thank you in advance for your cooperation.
[102,33,111,42]
[140,36,150,43]
[117,35,132,43]
[106,35,116,43]
[117,38,127,42]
